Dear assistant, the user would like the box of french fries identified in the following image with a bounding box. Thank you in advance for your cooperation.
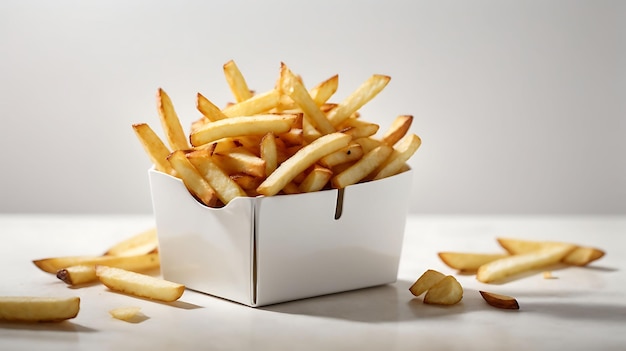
[137,61,420,306]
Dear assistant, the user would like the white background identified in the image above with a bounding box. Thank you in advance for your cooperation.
[1,0,624,215]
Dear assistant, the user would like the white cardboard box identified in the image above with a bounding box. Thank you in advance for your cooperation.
[149,168,413,307]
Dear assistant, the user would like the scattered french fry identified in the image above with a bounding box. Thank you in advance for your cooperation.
[423,275,464,305]
[56,265,98,285]
[109,306,143,322]
[438,252,509,272]
[33,253,160,275]
[0,296,80,322]
[95,266,185,302]
[497,238,605,266]
[104,227,158,257]
[409,269,446,297]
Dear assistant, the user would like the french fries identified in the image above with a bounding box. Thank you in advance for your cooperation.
[95,266,185,302]
[497,238,605,266]
[56,265,97,285]
[437,252,508,272]
[0,296,80,322]
[133,60,421,207]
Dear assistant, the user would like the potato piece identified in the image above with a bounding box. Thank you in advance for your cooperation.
[222,89,280,118]
[56,265,97,285]
[157,88,189,151]
[95,266,185,302]
[438,252,509,272]
[423,275,464,305]
[561,246,605,266]
[479,291,520,310]
[223,59,253,103]
[0,296,80,322]
[190,114,297,147]
[331,144,392,189]
[381,115,413,147]
[132,123,176,176]
[409,269,446,297]
[167,150,219,207]
[326,74,391,127]
[109,306,142,322]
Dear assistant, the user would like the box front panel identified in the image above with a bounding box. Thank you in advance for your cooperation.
[254,170,412,306]
[149,170,255,306]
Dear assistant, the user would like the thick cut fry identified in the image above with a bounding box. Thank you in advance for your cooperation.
[222,89,280,118]
[104,227,158,257]
[319,143,364,168]
[212,147,266,178]
[95,265,185,302]
[187,152,247,204]
[381,115,413,146]
[423,275,464,305]
[132,123,176,176]
[279,63,335,134]
[197,92,228,121]
[326,74,391,127]
[223,60,253,102]
[354,136,383,154]
[409,269,446,297]
[438,252,509,272]
[479,291,519,310]
[476,243,576,283]
[56,265,97,285]
[373,133,421,180]
[157,88,189,150]
[190,114,297,147]
[257,132,352,196]
[497,238,605,266]
[167,150,219,207]
[33,253,160,275]
[0,296,80,322]
[299,165,333,192]
[260,133,278,176]
[331,144,393,189]
[309,74,339,106]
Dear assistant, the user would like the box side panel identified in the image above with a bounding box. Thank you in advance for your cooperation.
[254,169,413,306]
[149,169,254,306]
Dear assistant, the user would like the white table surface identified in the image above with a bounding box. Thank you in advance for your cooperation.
[1,214,624,351]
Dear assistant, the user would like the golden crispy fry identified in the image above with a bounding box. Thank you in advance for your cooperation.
[354,136,382,154]
[33,253,160,275]
[438,252,509,272]
[339,118,380,139]
[212,146,266,178]
[423,275,463,305]
[309,74,339,106]
[0,296,80,322]
[222,89,280,118]
[56,265,97,285]
[479,291,519,310]
[279,63,336,135]
[95,266,185,302]
[260,132,278,176]
[257,132,352,196]
[476,243,576,283]
[197,92,228,121]
[381,115,413,146]
[157,88,189,150]
[132,123,176,176]
[187,151,247,204]
[167,150,219,207]
[223,59,253,103]
[497,238,605,266]
[326,74,391,127]
[409,269,446,297]
[299,165,333,192]
[190,114,297,147]
[373,133,421,180]
[319,143,364,168]
[104,227,158,257]
[331,144,393,189]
